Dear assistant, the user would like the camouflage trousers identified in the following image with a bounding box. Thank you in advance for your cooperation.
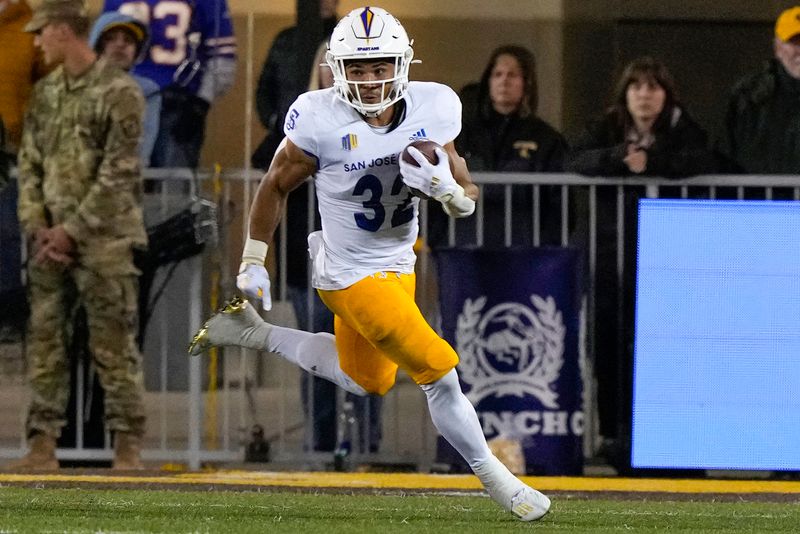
[24,263,146,438]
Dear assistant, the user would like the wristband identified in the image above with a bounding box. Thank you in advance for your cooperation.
[242,237,268,265]
[439,185,476,218]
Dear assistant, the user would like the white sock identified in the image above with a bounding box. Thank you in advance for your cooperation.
[421,370,550,521]
[420,368,491,468]
[472,455,551,521]
[266,325,367,396]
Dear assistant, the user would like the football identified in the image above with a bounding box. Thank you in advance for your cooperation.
[400,140,443,199]
[401,139,441,167]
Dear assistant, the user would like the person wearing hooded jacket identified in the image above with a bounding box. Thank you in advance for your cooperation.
[251,0,339,169]
[566,67,715,178]
[429,45,568,249]
[89,11,160,166]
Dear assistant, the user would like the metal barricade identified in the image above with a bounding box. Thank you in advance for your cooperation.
[1,170,798,470]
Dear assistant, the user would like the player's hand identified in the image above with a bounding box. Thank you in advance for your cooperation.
[236,262,272,311]
[399,147,458,200]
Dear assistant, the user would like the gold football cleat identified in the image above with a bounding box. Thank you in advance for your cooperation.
[187,324,209,356]
[187,296,249,355]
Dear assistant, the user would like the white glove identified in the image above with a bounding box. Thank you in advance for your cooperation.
[399,147,459,200]
[237,263,272,311]
[237,237,272,310]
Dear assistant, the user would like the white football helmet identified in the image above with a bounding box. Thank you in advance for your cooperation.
[326,6,414,117]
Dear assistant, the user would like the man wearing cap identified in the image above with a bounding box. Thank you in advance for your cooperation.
[102,0,237,169]
[12,0,148,470]
[89,11,160,165]
[721,6,800,173]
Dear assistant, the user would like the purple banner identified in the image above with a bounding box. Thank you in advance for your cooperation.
[436,247,585,475]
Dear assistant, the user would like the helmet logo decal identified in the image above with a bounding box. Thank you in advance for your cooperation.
[360,7,375,37]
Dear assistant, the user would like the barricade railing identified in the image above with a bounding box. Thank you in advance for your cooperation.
[0,169,797,470]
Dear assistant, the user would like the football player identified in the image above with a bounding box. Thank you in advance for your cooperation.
[190,6,550,522]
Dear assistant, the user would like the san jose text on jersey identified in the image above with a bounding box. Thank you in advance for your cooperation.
[285,82,462,290]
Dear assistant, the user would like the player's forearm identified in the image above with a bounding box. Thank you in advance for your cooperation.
[246,177,287,251]
[443,159,478,217]
[463,181,479,201]
[245,138,316,253]
[453,155,479,201]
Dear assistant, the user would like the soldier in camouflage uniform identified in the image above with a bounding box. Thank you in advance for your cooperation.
[11,0,147,470]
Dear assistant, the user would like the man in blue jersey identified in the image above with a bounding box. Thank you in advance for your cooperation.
[102,0,236,168]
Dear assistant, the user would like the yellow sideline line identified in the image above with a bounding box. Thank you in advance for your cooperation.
[1,471,800,494]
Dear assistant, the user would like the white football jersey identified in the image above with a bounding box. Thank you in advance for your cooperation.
[284,81,462,290]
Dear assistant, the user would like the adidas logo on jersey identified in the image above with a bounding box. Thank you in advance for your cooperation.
[409,128,428,141]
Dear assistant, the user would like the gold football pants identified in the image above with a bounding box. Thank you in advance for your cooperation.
[319,272,459,395]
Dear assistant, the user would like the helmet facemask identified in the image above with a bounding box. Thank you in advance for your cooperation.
[326,49,413,117]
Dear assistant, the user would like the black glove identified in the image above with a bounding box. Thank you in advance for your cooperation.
[173,94,210,143]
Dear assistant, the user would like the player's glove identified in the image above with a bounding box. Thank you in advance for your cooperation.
[236,237,272,311]
[399,147,459,200]
[399,147,475,218]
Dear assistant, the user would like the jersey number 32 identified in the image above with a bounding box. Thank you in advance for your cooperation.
[353,174,414,232]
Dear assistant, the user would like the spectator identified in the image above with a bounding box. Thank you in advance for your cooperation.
[307,40,334,91]
[568,56,715,178]
[432,45,568,248]
[0,0,45,340]
[0,117,25,342]
[11,0,148,470]
[89,11,160,165]
[103,0,237,168]
[0,0,45,153]
[720,6,800,174]
[251,0,338,169]
[566,56,715,454]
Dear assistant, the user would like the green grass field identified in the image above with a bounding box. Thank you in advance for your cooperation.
[0,486,798,533]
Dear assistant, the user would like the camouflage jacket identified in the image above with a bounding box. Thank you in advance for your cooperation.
[17,58,147,273]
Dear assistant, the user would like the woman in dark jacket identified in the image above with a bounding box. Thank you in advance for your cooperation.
[567,57,716,449]
[568,56,716,178]
[459,46,566,174]
[431,45,567,248]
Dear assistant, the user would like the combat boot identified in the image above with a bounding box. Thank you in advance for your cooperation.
[7,432,59,470]
[112,432,144,470]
